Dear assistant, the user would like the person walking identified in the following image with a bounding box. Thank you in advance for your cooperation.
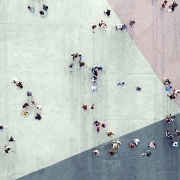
[173,89,180,96]
[23,103,29,109]
[117,81,125,86]
[175,129,180,136]
[173,141,178,147]
[36,104,42,111]
[93,69,98,76]
[108,150,116,156]
[16,81,23,89]
[167,93,176,99]
[102,23,107,29]
[42,4,48,11]
[101,122,107,128]
[35,113,41,120]
[5,145,11,153]
[78,54,83,61]
[94,120,100,126]
[121,24,127,30]
[166,130,173,139]
[71,53,78,60]
[31,100,37,105]
[129,20,136,27]
[93,149,99,155]
[129,142,136,149]
[98,20,105,27]
[165,114,175,123]
[104,9,111,16]
[91,85,97,92]
[132,138,140,145]
[82,104,88,110]
[161,0,168,9]
[28,6,35,13]
[69,63,73,72]
[79,61,85,68]
[27,91,33,97]
[91,24,97,33]
[22,110,30,116]
[97,126,100,133]
[12,77,19,83]
[0,125,7,130]
[9,136,15,142]
[148,141,156,149]
[141,150,151,157]
[107,131,114,136]
[39,10,46,16]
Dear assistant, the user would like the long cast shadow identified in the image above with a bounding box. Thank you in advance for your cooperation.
[18,114,180,180]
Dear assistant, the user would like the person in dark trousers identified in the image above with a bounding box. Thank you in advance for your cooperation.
[94,120,100,126]
[98,20,105,27]
[94,69,98,76]
[71,53,78,60]
[9,136,15,142]
[39,11,46,16]
[167,93,176,99]
[69,63,73,72]
[130,20,136,27]
[42,4,48,11]
[166,130,173,139]
[141,150,151,157]
[5,145,11,153]
[161,0,168,9]
[97,126,100,133]
[175,129,180,136]
[23,103,29,109]
[78,54,82,61]
[91,24,97,33]
[104,9,111,16]
[121,24,127,30]
[108,150,116,156]
[79,61,85,68]
[117,81,125,86]
[90,104,94,109]
[35,113,41,120]
[28,6,35,13]
[107,131,114,136]
[16,82,23,89]
[0,125,7,130]
[27,91,33,97]
[82,104,88,110]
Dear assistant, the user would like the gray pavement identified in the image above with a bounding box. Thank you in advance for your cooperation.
[0,0,180,180]
[19,115,180,180]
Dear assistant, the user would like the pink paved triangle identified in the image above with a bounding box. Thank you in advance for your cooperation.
[108,0,180,106]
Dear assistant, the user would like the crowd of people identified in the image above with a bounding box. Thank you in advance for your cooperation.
[163,78,180,99]
[22,90,42,120]
[87,5,180,157]
[69,53,85,72]
[0,78,43,154]
[2,0,179,166]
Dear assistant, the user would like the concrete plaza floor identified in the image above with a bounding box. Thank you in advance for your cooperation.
[0,0,180,180]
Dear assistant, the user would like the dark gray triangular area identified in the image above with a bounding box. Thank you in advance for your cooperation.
[18,114,180,180]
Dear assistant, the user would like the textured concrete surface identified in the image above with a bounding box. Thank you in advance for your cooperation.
[19,115,180,180]
[0,0,180,180]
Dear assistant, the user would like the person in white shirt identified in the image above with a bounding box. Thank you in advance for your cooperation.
[148,141,156,149]
[132,138,140,145]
